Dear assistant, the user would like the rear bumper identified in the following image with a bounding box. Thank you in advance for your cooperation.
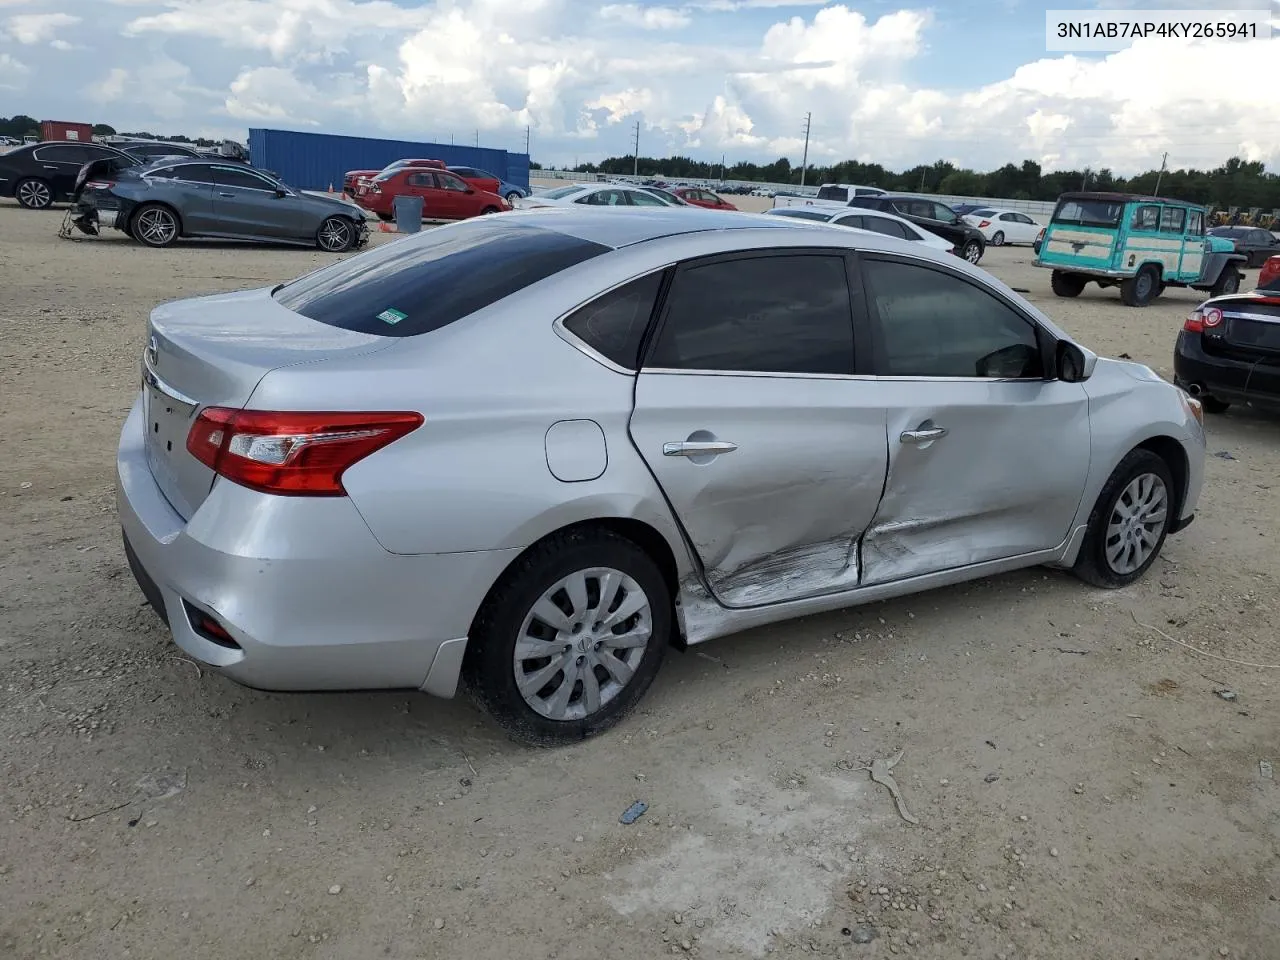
[116,395,521,695]
[1173,332,1280,408]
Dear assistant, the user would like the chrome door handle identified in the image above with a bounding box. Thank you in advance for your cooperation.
[900,427,948,444]
[217,191,235,197]
[663,440,738,457]
[43,165,58,170]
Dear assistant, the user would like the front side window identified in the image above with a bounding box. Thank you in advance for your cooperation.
[437,173,469,192]
[1160,206,1186,234]
[172,164,219,184]
[862,258,1043,379]
[1187,211,1204,235]
[861,215,912,239]
[562,272,664,369]
[1132,205,1160,231]
[647,255,854,375]
[541,185,587,200]
[212,165,274,190]
[628,190,669,207]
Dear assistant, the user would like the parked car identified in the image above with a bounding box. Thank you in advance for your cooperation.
[117,208,1205,744]
[1033,227,1045,255]
[1207,225,1280,268]
[344,158,444,196]
[512,183,675,209]
[846,195,987,263]
[102,138,204,163]
[1175,285,1280,414]
[71,159,368,251]
[951,203,983,217]
[1035,192,1244,307]
[636,186,690,206]
[0,140,140,209]
[764,206,954,254]
[355,167,510,221]
[673,187,737,210]
[446,165,501,195]
[1259,255,1280,290]
[962,207,1042,246]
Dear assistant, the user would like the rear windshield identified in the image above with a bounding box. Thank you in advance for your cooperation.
[817,186,848,202]
[1051,198,1124,227]
[540,185,588,200]
[273,219,611,337]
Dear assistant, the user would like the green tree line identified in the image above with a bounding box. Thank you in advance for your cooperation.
[557,154,1280,210]
[0,114,221,148]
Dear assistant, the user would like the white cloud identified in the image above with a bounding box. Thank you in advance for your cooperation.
[0,52,29,90]
[6,12,79,43]
[586,87,655,123]
[599,4,689,29]
[85,67,129,103]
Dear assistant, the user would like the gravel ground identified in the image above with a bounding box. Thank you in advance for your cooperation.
[1,203,1278,960]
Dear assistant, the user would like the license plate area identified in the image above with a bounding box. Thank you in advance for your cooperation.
[142,376,197,495]
[1226,317,1280,354]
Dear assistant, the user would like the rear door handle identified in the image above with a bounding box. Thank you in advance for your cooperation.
[663,440,738,457]
[900,427,948,444]
[217,191,235,197]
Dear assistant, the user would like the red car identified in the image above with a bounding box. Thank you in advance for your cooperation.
[673,187,737,210]
[343,158,444,197]
[447,165,502,194]
[356,167,510,221]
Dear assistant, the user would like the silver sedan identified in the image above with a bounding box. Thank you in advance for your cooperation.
[117,207,1207,744]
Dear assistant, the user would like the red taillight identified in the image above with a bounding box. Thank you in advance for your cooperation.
[1260,256,1280,288]
[186,408,423,496]
[84,180,115,190]
[978,220,991,228]
[1184,307,1223,333]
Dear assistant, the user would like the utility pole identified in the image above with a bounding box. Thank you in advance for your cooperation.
[632,120,640,178]
[1081,168,1089,190]
[524,125,530,156]
[1154,151,1168,195]
[720,153,725,182]
[799,112,811,187]
[475,129,479,148]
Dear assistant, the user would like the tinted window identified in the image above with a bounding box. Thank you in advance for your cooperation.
[629,191,669,206]
[931,202,957,221]
[171,164,219,184]
[274,220,610,338]
[406,172,433,187]
[853,188,881,197]
[648,255,854,375]
[1132,205,1160,231]
[832,214,864,229]
[860,215,912,239]
[1159,206,1185,233]
[862,259,1043,379]
[541,185,587,200]
[972,209,997,217]
[34,144,88,164]
[212,165,275,189]
[437,173,469,191]
[563,272,664,369]
[146,166,181,179]
[1051,198,1123,227]
[1188,211,1204,235]
[769,208,832,222]
[817,186,848,202]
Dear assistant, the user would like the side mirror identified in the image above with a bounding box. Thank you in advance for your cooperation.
[275,187,288,198]
[1056,340,1097,382]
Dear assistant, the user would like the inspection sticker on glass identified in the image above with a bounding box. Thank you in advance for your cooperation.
[377,308,407,325]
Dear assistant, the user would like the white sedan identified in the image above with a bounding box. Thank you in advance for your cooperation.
[513,183,674,209]
[765,206,955,255]
[962,207,1042,246]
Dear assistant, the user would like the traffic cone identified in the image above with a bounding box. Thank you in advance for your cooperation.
[378,221,398,233]
[328,182,335,195]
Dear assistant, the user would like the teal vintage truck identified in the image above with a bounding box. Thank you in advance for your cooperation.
[1034,191,1244,307]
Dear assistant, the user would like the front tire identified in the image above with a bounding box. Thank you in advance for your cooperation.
[463,528,671,746]
[1120,265,1159,307]
[480,206,499,215]
[961,239,983,264]
[316,216,355,251]
[1072,449,1174,588]
[130,203,179,247]
[505,191,522,203]
[1051,270,1086,297]
[15,177,53,210]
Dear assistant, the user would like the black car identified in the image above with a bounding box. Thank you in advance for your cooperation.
[114,140,204,163]
[1174,281,1280,415]
[0,141,142,209]
[847,194,986,263]
[1207,226,1280,268]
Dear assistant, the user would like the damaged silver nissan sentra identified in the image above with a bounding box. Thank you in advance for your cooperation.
[117,207,1206,745]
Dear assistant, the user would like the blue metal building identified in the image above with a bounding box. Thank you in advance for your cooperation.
[247,128,531,192]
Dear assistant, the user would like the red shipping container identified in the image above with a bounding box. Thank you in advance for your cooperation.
[40,121,94,143]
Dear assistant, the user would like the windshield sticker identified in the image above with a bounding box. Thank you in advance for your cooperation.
[377,308,407,325]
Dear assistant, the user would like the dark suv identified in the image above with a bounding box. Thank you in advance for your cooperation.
[848,195,986,264]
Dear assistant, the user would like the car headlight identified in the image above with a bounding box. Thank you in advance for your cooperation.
[1179,390,1204,426]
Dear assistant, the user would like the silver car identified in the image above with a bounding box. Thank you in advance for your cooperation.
[117,208,1206,744]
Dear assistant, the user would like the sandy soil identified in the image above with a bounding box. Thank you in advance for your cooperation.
[1,203,1278,960]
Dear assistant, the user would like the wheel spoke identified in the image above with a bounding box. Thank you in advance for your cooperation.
[595,570,624,619]
[544,661,579,718]
[604,624,651,650]
[563,571,589,621]
[597,650,634,686]
[514,636,564,661]
[601,590,647,629]
[517,654,568,697]
[531,597,573,634]
[580,665,602,714]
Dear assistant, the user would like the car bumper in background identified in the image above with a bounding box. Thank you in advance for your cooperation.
[115,395,520,696]
[1174,332,1280,409]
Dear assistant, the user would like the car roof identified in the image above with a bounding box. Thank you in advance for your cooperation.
[1057,190,1201,209]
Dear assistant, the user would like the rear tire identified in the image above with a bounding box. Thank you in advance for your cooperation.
[1201,396,1231,414]
[1210,267,1241,297]
[130,203,180,247]
[991,231,1005,246]
[1072,449,1174,589]
[1120,265,1159,307]
[504,191,522,203]
[15,177,53,210]
[463,528,671,746]
[961,239,983,264]
[1051,270,1086,298]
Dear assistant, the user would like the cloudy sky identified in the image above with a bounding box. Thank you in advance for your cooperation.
[1,0,1277,173]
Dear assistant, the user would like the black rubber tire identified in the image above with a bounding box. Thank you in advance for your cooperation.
[1210,267,1241,297]
[1051,271,1086,297]
[130,203,180,248]
[1072,448,1175,589]
[463,528,671,746]
[1200,396,1231,414]
[316,215,356,252]
[504,191,522,203]
[15,177,53,210]
[991,231,1005,246]
[1120,265,1159,307]
[480,206,500,215]
[961,239,983,264]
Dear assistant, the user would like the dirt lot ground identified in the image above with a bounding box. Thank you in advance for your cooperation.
[1,202,1278,960]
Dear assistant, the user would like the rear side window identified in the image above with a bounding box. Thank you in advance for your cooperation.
[562,272,664,369]
[861,216,912,239]
[274,220,611,337]
[1132,205,1160,231]
[647,254,854,375]
[1051,199,1124,227]
[817,186,848,202]
[1160,206,1186,234]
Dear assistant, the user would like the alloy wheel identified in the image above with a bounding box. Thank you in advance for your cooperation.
[513,566,652,721]
[964,241,982,263]
[1104,472,1168,575]
[318,217,351,251]
[136,208,177,246]
[17,180,51,209]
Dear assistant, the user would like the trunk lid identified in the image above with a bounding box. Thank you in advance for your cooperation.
[1203,296,1280,361]
[141,287,396,519]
